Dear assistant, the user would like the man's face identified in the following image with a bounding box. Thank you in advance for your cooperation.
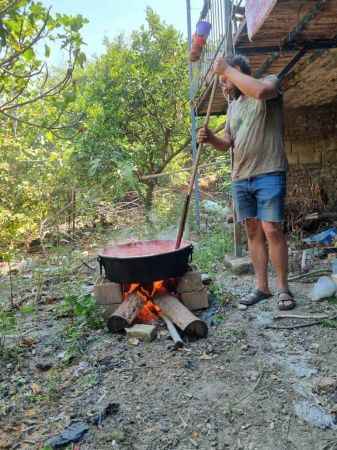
[220,65,241,99]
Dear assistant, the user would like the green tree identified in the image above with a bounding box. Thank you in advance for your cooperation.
[0,1,87,249]
[0,0,87,130]
[73,8,191,212]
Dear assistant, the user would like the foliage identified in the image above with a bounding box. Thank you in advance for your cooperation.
[0,1,88,249]
[0,0,87,128]
[72,8,190,211]
[193,227,232,275]
[0,308,17,353]
[58,293,104,330]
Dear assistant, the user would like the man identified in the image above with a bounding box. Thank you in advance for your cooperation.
[198,55,295,310]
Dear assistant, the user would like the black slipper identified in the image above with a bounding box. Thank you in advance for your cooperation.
[239,289,272,306]
[277,289,296,311]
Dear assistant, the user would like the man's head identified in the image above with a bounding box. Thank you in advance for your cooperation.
[220,55,251,99]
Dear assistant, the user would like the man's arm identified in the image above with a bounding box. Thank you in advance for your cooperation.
[197,126,232,151]
[215,58,279,100]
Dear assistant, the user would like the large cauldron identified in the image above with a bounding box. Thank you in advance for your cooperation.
[97,240,193,284]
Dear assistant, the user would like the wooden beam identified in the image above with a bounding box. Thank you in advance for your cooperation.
[255,0,329,77]
[237,38,337,55]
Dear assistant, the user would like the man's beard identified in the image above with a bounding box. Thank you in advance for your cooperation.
[232,87,242,100]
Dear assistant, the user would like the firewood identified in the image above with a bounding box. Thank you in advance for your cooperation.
[155,294,208,338]
[160,313,184,349]
[107,294,143,332]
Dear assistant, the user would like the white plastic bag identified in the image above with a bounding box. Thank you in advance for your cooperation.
[310,276,337,301]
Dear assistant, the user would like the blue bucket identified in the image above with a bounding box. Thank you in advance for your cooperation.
[196,21,212,38]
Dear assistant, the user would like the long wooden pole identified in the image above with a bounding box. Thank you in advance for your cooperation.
[175,75,219,249]
[224,0,242,257]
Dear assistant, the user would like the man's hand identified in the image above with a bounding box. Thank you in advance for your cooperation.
[197,126,214,144]
[213,57,229,77]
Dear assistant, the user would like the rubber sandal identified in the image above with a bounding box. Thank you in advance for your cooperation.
[239,289,272,306]
[277,289,296,311]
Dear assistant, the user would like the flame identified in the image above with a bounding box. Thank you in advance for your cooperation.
[123,280,174,323]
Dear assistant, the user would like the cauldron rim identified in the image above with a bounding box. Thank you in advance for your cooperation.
[98,239,193,260]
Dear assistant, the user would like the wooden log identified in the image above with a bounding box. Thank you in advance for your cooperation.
[155,294,208,338]
[160,313,184,349]
[107,294,143,332]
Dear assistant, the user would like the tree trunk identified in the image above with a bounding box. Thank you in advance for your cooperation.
[143,182,155,222]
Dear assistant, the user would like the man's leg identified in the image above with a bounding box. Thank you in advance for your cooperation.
[261,221,288,290]
[245,218,270,295]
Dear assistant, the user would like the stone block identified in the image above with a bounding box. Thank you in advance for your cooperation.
[177,270,209,310]
[94,279,123,319]
[177,270,203,292]
[224,255,254,275]
[125,324,157,342]
[179,288,209,311]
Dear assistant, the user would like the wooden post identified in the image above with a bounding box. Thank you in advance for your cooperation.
[225,0,242,257]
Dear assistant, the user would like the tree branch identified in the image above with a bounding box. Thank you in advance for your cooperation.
[0,109,80,132]
[0,0,20,18]
[0,67,73,111]
[157,136,191,174]
[0,9,51,69]
[0,62,45,80]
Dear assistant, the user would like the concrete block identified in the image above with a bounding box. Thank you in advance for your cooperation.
[94,279,123,320]
[125,324,157,342]
[177,270,203,292]
[180,287,209,311]
[224,255,254,275]
[94,279,123,304]
[177,270,209,310]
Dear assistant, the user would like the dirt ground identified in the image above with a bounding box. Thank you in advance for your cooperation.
[1,245,337,450]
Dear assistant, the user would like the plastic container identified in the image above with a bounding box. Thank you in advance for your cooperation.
[310,276,337,301]
[303,228,337,246]
[196,21,212,38]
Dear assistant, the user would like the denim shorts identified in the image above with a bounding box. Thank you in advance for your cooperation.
[231,171,287,223]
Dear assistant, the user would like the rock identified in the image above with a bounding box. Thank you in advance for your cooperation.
[224,256,254,275]
[91,402,120,425]
[36,360,53,371]
[110,430,125,442]
[126,324,157,343]
[160,422,170,433]
[46,422,89,448]
[26,238,42,253]
[313,377,337,394]
[237,304,248,311]
[201,273,212,285]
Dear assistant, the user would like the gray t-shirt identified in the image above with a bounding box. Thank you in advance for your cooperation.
[225,75,288,181]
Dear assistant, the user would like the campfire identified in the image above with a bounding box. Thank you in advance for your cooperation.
[95,240,209,346]
[105,276,208,344]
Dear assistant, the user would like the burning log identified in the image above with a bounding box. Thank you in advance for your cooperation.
[155,294,208,338]
[107,293,143,332]
[160,313,184,349]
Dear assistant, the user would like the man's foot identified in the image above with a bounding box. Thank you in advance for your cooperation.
[239,289,272,306]
[277,289,296,310]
